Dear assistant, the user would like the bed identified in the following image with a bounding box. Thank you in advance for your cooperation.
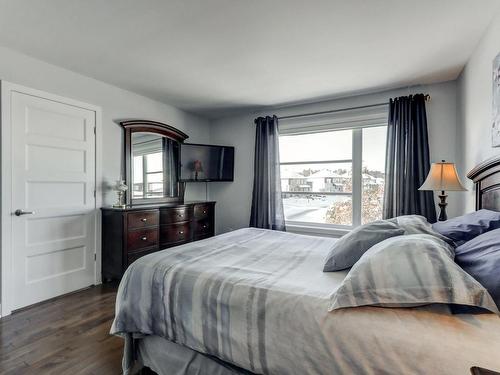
[111,156,500,375]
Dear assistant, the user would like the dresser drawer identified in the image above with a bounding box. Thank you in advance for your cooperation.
[127,227,159,252]
[127,210,159,229]
[193,204,211,220]
[161,207,191,225]
[194,219,212,236]
[160,222,191,245]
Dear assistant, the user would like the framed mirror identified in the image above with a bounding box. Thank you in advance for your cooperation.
[120,120,188,205]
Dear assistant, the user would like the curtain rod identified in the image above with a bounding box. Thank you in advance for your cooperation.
[277,94,430,121]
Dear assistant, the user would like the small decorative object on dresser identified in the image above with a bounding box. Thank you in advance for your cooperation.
[112,180,128,209]
[419,160,467,221]
[492,52,500,147]
[101,202,215,281]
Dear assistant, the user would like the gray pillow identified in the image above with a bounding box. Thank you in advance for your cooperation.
[323,220,405,271]
[329,234,499,314]
[389,215,456,246]
[454,228,500,309]
[432,209,500,246]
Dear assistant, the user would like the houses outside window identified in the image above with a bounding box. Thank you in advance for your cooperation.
[279,112,387,230]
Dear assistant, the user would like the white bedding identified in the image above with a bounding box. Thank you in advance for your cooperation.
[112,228,500,374]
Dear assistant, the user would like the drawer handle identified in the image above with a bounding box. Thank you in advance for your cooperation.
[179,231,184,235]
[141,236,148,241]
[141,218,147,222]
[203,224,208,229]
[177,213,183,218]
[203,210,207,214]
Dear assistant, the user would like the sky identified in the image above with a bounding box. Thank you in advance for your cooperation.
[279,126,387,172]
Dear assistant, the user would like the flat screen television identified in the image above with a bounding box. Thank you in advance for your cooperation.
[179,143,234,182]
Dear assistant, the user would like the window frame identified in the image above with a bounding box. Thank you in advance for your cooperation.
[278,106,388,233]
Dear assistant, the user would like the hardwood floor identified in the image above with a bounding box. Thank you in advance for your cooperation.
[0,283,123,374]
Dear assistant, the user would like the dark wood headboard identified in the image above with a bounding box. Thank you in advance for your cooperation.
[467,156,500,212]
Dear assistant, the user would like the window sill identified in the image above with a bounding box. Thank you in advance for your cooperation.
[285,223,350,238]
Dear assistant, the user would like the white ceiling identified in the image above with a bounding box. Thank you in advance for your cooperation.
[0,0,499,119]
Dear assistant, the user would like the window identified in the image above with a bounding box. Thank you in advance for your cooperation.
[132,136,165,199]
[361,126,387,224]
[279,124,387,228]
[133,151,165,198]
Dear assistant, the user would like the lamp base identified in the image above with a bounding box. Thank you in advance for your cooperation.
[438,191,448,221]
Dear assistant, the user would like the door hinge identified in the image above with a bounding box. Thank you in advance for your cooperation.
[94,253,97,261]
[93,189,96,198]
[93,126,96,135]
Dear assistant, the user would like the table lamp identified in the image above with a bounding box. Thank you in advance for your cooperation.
[419,160,467,221]
[193,160,203,181]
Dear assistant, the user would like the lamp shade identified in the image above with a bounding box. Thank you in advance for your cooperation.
[419,161,467,191]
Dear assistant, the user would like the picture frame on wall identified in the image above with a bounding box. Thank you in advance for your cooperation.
[493,52,500,147]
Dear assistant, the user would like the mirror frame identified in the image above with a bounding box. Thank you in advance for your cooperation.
[120,120,189,206]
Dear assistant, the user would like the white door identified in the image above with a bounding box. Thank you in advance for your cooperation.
[10,90,96,310]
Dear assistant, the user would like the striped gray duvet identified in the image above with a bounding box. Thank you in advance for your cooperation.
[111,228,500,374]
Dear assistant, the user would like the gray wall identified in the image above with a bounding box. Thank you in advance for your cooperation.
[2,36,487,235]
[457,13,500,213]
[209,81,460,235]
[0,45,211,205]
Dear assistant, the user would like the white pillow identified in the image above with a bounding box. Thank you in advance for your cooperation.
[329,234,499,314]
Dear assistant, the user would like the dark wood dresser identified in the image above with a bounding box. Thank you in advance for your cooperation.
[101,201,215,281]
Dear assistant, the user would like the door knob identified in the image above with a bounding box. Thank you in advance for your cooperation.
[14,209,35,216]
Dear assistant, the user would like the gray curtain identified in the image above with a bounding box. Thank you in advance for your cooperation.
[249,116,286,231]
[383,94,437,223]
